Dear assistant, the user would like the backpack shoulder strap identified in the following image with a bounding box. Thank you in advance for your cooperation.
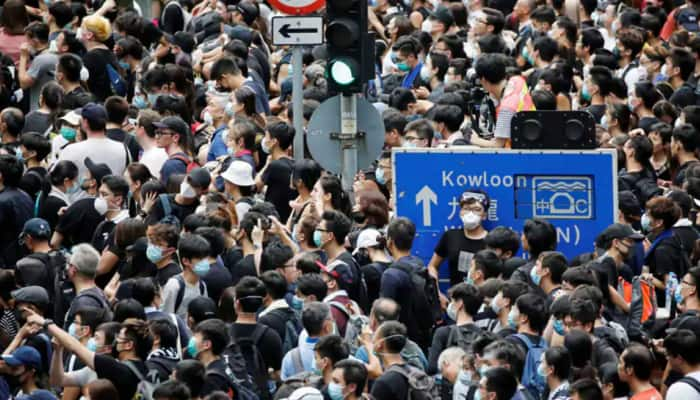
[174,274,186,312]
[198,279,206,296]
[123,360,147,381]
[328,301,351,318]
[251,323,269,345]
[513,333,534,349]
[679,376,700,394]
[290,348,304,374]
[159,194,172,218]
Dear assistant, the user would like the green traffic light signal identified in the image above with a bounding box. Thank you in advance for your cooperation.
[329,58,359,86]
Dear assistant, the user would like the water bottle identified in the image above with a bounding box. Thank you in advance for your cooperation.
[666,272,678,310]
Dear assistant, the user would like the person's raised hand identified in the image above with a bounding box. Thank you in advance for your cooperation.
[252,219,264,247]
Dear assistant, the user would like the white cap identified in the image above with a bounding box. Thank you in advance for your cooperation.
[353,228,382,255]
[288,387,324,400]
[221,160,255,187]
[60,110,81,126]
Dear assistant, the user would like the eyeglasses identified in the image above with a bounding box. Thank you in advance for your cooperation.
[155,130,174,137]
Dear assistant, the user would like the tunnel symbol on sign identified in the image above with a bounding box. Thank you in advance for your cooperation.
[532,177,593,219]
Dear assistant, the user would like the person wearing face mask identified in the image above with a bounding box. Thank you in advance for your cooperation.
[7,286,52,373]
[0,346,55,400]
[466,250,503,288]
[89,176,130,284]
[17,132,50,203]
[146,223,181,286]
[530,252,567,308]
[328,359,367,400]
[15,219,60,298]
[56,54,96,112]
[580,66,613,123]
[369,321,439,400]
[62,244,111,329]
[187,318,238,397]
[205,92,235,162]
[355,230,392,305]
[52,158,111,251]
[161,233,210,319]
[427,283,483,375]
[390,37,423,89]
[642,197,689,310]
[540,347,571,400]
[36,160,79,231]
[438,347,474,400]
[476,367,518,400]
[487,281,530,335]
[144,167,211,227]
[428,190,490,286]
[421,52,449,103]
[254,121,297,222]
[670,267,700,331]
[49,321,121,397]
[280,301,334,380]
[61,307,105,378]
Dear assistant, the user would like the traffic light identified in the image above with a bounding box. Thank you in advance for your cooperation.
[325,0,374,94]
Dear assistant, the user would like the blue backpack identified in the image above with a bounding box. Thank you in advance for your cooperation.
[106,63,127,97]
[514,333,547,400]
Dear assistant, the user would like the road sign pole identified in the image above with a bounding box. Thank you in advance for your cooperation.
[292,47,304,162]
[340,94,357,191]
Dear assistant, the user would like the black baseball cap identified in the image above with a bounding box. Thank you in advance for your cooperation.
[85,157,112,185]
[153,116,190,138]
[430,6,454,27]
[597,223,644,243]
[618,190,642,217]
[80,103,107,127]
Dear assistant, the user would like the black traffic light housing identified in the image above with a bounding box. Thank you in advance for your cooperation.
[325,0,375,94]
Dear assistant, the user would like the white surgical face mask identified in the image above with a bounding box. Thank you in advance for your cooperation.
[180,181,197,199]
[421,19,433,33]
[461,211,481,230]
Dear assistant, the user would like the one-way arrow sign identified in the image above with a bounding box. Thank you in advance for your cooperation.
[272,16,324,46]
[416,185,438,227]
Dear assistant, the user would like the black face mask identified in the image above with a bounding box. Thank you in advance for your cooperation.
[4,370,24,393]
[13,309,25,326]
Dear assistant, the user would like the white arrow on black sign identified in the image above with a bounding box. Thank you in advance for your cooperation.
[272,16,324,46]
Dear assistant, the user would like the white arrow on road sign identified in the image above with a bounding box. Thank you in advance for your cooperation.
[416,185,437,227]
[272,16,324,46]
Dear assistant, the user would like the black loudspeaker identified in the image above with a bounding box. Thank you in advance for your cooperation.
[511,111,596,149]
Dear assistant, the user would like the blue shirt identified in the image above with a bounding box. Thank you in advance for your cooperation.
[160,152,188,184]
[280,336,319,380]
[207,125,229,162]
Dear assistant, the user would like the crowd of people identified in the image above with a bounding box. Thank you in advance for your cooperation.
[1,0,700,398]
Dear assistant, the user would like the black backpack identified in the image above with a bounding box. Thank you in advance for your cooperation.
[445,324,483,353]
[392,262,442,345]
[225,324,271,400]
[264,308,302,355]
[145,357,178,385]
[387,364,441,400]
[206,369,260,400]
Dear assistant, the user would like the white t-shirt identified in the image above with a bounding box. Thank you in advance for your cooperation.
[58,137,128,179]
[667,371,700,399]
[139,147,168,178]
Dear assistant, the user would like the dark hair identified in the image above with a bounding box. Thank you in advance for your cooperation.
[2,108,23,138]
[475,53,507,84]
[523,219,557,259]
[545,346,571,381]
[319,175,351,217]
[293,159,322,192]
[193,319,228,355]
[131,277,158,308]
[539,251,568,284]
[634,81,662,110]
[580,28,604,54]
[375,321,407,353]
[564,329,593,368]
[533,36,558,63]
[174,360,205,398]
[20,132,51,162]
[621,344,654,380]
[432,104,464,132]
[387,217,416,252]
[58,54,83,83]
[671,48,695,81]
[315,335,349,365]
[673,123,699,153]
[531,89,557,110]
[448,283,483,316]
[101,175,129,201]
[516,293,549,333]
[485,227,521,256]
[383,109,408,136]
[570,378,603,400]
[126,163,153,188]
[267,120,295,150]
[260,242,294,273]
[500,280,531,306]
[121,319,153,360]
[297,273,327,300]
[1,0,28,35]
[334,359,367,396]
[152,381,190,400]
[114,299,146,322]
[49,160,79,187]
[664,329,700,364]
[473,249,503,280]
[483,340,525,378]
[645,196,681,230]
[193,227,225,258]
[74,306,107,334]
[210,57,242,81]
[484,367,518,400]
[618,28,644,60]
[261,270,288,300]
[388,87,416,112]
[148,318,178,349]
[568,298,597,330]
[177,233,210,265]
[105,96,129,125]
[48,1,73,27]
[357,190,389,228]
[234,276,266,313]
[321,210,352,245]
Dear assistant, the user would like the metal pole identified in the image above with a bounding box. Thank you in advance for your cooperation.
[292,46,304,162]
[340,94,358,192]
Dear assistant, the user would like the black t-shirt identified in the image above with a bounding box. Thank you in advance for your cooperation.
[144,194,199,226]
[232,254,257,285]
[259,307,295,344]
[229,322,283,370]
[0,187,33,268]
[222,247,244,277]
[370,364,410,400]
[82,48,119,101]
[94,355,148,400]
[39,195,67,232]
[156,262,182,287]
[56,198,104,247]
[585,104,606,124]
[362,261,390,305]
[91,219,116,254]
[106,128,141,163]
[638,116,660,134]
[670,84,698,109]
[262,157,297,222]
[62,86,95,110]
[434,229,486,285]
[673,225,699,258]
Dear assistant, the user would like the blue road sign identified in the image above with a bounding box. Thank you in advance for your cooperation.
[392,149,618,291]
